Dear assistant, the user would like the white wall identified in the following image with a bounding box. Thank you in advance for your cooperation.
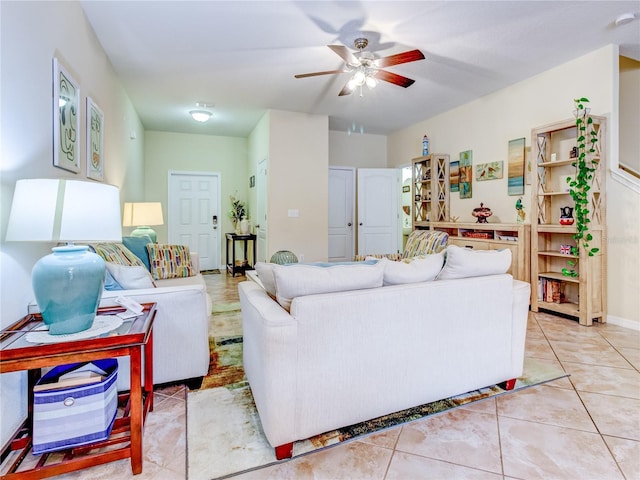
[389,45,640,326]
[267,110,329,262]
[143,131,248,263]
[0,1,145,446]
[619,56,640,175]
[329,131,387,168]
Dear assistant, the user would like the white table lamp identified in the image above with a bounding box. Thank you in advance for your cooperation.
[5,179,122,334]
[122,202,163,242]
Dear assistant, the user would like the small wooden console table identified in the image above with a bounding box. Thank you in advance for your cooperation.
[226,233,257,276]
[0,303,156,478]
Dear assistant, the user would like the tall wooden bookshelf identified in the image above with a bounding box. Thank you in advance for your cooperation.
[412,154,450,228]
[530,116,607,326]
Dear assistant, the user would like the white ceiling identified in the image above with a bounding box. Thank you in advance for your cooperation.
[80,1,640,138]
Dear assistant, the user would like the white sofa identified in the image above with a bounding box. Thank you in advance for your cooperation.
[98,253,211,390]
[239,256,530,459]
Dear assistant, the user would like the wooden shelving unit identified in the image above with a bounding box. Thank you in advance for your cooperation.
[531,117,607,325]
[428,222,530,283]
[412,154,449,228]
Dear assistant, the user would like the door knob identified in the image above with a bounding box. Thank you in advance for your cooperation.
[348,222,352,227]
[359,222,363,226]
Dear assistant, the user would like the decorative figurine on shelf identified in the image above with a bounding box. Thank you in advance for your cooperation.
[422,133,429,156]
[559,206,575,225]
[472,203,493,223]
[515,197,526,224]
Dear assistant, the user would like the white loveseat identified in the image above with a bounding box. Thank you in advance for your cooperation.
[239,248,530,459]
[98,252,211,390]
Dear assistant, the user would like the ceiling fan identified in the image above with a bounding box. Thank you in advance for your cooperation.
[295,38,425,96]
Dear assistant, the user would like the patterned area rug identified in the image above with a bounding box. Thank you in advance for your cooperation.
[188,301,569,480]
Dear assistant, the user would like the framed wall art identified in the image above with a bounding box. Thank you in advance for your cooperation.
[86,97,104,181]
[450,160,459,192]
[508,137,526,195]
[53,57,80,173]
[459,150,473,199]
[476,161,504,181]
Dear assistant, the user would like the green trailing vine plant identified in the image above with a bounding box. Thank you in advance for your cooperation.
[562,97,600,277]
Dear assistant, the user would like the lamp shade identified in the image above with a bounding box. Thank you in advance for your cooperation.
[6,179,122,242]
[6,179,122,335]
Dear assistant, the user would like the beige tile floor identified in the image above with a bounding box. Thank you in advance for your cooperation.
[14,274,640,479]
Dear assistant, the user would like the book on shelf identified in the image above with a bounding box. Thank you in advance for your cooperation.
[539,277,564,304]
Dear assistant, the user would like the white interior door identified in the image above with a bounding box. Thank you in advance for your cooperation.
[328,167,355,262]
[357,168,401,255]
[168,171,221,271]
[256,159,268,262]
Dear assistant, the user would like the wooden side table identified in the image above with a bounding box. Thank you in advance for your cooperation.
[226,233,257,276]
[0,303,156,478]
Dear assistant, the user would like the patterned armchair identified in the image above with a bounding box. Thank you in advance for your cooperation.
[354,229,449,262]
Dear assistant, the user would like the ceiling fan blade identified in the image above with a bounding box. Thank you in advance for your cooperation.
[295,69,346,79]
[338,81,355,96]
[328,45,359,65]
[374,70,416,88]
[376,49,425,68]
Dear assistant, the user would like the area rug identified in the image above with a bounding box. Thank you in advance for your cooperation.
[188,304,569,480]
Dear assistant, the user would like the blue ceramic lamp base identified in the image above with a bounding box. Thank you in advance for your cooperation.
[32,245,106,335]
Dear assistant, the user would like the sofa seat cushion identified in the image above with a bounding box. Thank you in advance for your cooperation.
[437,244,512,280]
[146,244,196,280]
[270,261,385,311]
[373,252,445,285]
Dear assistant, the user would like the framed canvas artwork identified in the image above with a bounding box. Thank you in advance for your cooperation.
[53,58,80,173]
[508,138,526,195]
[459,150,473,199]
[86,97,104,181]
[450,160,459,192]
[476,161,503,181]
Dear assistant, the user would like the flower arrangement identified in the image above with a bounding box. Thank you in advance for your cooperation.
[229,195,247,222]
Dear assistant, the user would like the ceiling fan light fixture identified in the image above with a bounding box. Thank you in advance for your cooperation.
[353,69,366,86]
[365,75,378,89]
[190,110,212,122]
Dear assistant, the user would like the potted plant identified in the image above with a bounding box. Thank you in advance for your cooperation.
[229,195,247,235]
[562,97,599,277]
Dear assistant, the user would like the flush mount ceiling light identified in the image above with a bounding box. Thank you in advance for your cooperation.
[615,12,637,26]
[190,110,212,122]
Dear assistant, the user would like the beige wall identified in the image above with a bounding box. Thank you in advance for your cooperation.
[389,45,640,326]
[0,0,145,446]
[329,131,388,167]
[143,131,248,264]
[267,110,329,262]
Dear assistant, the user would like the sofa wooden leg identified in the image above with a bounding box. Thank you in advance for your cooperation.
[275,442,294,460]
[503,378,516,390]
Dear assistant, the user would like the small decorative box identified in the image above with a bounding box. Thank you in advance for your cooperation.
[560,244,572,255]
[32,358,118,454]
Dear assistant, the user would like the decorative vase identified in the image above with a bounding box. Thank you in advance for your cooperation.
[559,206,574,225]
[32,245,106,334]
[234,220,242,235]
[240,218,250,235]
[270,250,299,265]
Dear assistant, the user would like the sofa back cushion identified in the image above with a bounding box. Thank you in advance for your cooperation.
[403,230,449,258]
[272,261,384,311]
[437,244,511,280]
[146,244,196,280]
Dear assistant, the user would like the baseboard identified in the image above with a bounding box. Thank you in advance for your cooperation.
[607,315,640,331]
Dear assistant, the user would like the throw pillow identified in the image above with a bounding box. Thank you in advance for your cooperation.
[375,251,445,285]
[105,263,155,290]
[104,269,123,291]
[91,242,146,267]
[402,230,449,258]
[122,235,153,271]
[146,244,195,280]
[254,262,277,299]
[436,245,511,280]
[272,261,384,311]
